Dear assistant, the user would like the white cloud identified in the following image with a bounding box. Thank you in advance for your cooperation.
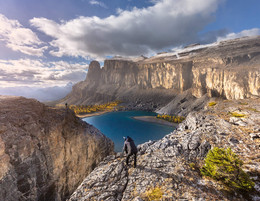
[0,14,47,56]
[89,0,108,8]
[6,43,48,57]
[0,59,88,88]
[217,28,260,42]
[0,58,88,101]
[30,0,222,59]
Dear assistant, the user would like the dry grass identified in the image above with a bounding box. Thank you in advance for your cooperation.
[208,102,217,106]
[229,112,246,118]
[142,187,163,201]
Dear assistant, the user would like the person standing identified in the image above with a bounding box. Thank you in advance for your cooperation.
[123,136,138,168]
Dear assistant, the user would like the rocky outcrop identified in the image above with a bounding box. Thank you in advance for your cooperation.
[59,36,260,110]
[0,96,114,201]
[69,98,260,200]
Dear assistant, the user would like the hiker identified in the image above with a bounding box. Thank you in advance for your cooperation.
[123,136,138,168]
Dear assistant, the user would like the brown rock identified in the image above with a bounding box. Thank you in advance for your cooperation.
[0,96,114,201]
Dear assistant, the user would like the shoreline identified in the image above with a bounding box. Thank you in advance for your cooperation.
[133,116,178,127]
[76,110,112,118]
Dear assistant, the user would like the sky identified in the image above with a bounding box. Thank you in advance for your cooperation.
[0,0,259,101]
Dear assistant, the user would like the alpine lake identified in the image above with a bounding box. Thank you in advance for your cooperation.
[83,111,175,152]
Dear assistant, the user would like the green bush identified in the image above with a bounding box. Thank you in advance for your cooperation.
[200,147,254,191]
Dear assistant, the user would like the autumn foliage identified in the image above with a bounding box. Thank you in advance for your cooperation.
[69,101,122,115]
[156,114,185,123]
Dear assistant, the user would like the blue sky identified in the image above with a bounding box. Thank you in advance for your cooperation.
[0,0,259,101]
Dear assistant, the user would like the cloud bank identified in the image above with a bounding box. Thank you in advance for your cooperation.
[30,0,221,59]
[0,14,47,56]
[0,59,88,87]
[0,58,88,101]
[217,28,260,42]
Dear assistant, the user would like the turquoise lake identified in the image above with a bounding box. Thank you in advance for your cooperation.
[83,111,174,152]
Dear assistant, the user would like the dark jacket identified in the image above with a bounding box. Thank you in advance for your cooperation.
[123,137,137,155]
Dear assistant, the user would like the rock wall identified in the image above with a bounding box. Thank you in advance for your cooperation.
[0,96,114,201]
[60,36,260,107]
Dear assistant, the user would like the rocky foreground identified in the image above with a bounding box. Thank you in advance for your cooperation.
[69,98,260,201]
[0,96,114,201]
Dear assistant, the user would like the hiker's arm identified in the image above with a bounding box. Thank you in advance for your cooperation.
[122,142,127,154]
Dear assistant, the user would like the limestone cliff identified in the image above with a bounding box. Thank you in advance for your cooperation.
[69,98,260,200]
[0,96,114,201]
[60,36,260,110]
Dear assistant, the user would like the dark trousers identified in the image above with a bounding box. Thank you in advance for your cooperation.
[126,152,137,167]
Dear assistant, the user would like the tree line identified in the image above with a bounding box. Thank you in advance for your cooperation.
[156,114,185,123]
[69,101,122,115]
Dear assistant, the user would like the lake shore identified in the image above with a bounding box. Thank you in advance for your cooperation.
[76,110,111,118]
[133,116,178,127]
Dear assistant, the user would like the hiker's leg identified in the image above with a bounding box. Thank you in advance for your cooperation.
[133,153,137,168]
[126,154,130,166]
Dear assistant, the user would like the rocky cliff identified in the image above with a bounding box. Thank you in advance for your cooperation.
[0,96,114,201]
[69,98,260,200]
[60,36,260,112]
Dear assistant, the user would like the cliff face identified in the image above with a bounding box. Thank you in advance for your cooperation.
[60,36,260,108]
[69,98,260,200]
[0,96,114,201]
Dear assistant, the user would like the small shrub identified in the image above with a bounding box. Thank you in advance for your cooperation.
[208,102,217,106]
[144,187,163,201]
[246,107,259,113]
[200,147,254,191]
[239,102,248,105]
[230,112,246,118]
[189,162,196,170]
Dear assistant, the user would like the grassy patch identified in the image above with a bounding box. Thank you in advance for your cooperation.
[239,102,248,105]
[200,147,254,192]
[208,102,217,106]
[246,107,259,113]
[143,187,163,201]
[189,162,196,170]
[229,112,246,118]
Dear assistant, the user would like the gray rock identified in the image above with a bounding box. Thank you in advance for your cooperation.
[229,117,247,126]
[229,137,239,144]
[250,133,260,140]
[69,108,260,201]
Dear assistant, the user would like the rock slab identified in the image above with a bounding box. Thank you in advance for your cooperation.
[0,96,114,201]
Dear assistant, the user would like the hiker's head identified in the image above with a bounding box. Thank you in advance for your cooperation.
[126,136,133,142]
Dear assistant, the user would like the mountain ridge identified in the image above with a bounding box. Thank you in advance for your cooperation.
[58,36,260,114]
